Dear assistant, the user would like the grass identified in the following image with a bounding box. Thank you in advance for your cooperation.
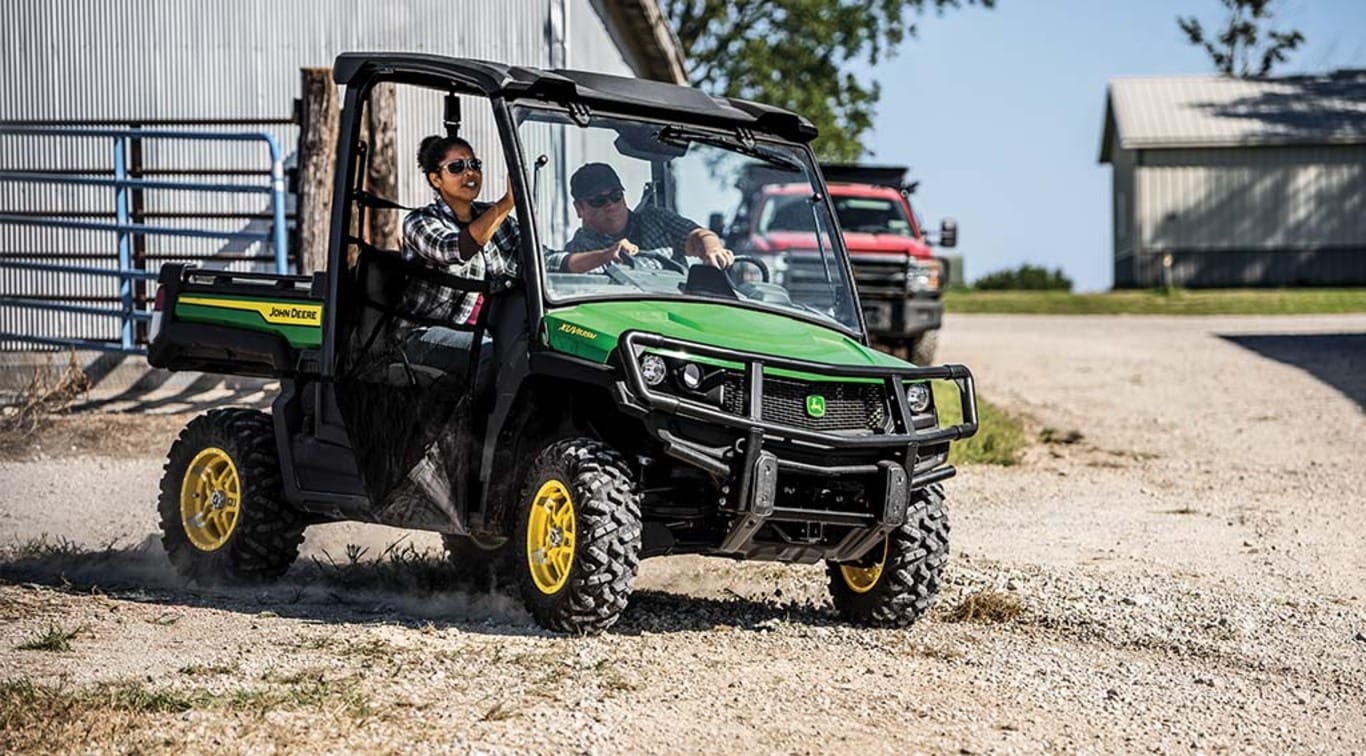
[0,352,91,456]
[932,382,1027,466]
[15,623,81,652]
[11,535,86,561]
[943,589,1024,624]
[0,675,378,752]
[178,662,241,677]
[944,287,1366,315]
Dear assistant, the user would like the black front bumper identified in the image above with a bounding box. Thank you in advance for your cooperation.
[613,331,978,562]
[863,294,943,341]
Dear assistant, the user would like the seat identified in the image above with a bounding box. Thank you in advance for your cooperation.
[346,243,492,392]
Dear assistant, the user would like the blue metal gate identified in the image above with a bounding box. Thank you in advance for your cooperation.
[0,126,294,354]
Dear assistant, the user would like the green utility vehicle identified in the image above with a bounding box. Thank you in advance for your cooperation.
[149,53,979,633]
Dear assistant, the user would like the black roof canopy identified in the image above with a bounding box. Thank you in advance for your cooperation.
[333,52,818,144]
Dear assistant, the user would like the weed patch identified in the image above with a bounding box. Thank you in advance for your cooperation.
[0,674,379,751]
[944,590,1024,624]
[15,623,82,652]
[0,353,91,456]
[179,662,241,677]
[307,539,459,595]
[932,383,1026,466]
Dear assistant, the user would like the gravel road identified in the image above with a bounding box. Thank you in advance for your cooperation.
[2,314,1363,753]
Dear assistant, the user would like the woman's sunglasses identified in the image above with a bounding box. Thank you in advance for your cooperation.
[444,158,483,174]
[584,189,625,208]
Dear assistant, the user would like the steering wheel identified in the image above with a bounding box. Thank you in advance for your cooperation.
[727,254,771,283]
[619,250,688,274]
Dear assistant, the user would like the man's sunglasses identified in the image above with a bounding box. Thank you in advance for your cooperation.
[583,189,625,208]
[444,158,483,174]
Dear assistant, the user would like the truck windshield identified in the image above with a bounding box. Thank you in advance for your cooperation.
[515,107,860,334]
[761,194,915,237]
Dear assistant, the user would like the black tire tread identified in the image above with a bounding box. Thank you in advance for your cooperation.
[516,438,642,634]
[909,329,939,366]
[158,408,303,583]
[826,483,949,627]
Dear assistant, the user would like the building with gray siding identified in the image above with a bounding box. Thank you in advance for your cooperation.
[0,0,684,351]
[1100,71,1366,288]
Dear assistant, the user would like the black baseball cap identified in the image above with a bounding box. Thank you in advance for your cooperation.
[570,163,623,201]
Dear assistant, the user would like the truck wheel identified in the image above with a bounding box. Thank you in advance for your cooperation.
[158,409,303,584]
[908,329,939,366]
[826,484,949,627]
[442,533,514,589]
[514,438,642,634]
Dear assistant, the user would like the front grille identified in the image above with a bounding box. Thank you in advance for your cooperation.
[785,254,907,298]
[722,374,887,432]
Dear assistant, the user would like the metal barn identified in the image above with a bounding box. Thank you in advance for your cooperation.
[1100,71,1366,288]
[0,0,684,353]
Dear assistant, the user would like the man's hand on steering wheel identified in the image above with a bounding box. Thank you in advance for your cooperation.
[599,238,638,266]
[698,234,735,269]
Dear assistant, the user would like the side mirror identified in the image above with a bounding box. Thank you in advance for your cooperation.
[939,218,958,248]
[708,212,726,236]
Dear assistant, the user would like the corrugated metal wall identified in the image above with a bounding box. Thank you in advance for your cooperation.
[0,0,648,348]
[1116,144,1366,287]
[1110,147,1136,287]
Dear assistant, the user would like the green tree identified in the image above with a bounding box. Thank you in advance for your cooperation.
[1177,0,1305,78]
[664,0,993,161]
[973,264,1073,291]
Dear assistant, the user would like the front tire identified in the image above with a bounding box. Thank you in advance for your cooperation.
[908,329,939,366]
[515,438,642,634]
[158,409,303,584]
[827,484,949,627]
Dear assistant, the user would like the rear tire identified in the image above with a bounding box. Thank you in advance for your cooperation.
[827,484,949,627]
[515,438,642,634]
[158,409,303,584]
[908,329,939,366]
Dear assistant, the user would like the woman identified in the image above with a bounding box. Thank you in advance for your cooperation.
[399,135,519,377]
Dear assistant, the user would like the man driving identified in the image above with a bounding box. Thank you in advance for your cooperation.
[548,163,735,273]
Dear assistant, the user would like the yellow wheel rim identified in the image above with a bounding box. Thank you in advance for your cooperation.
[179,447,241,552]
[526,479,576,595]
[840,537,890,594]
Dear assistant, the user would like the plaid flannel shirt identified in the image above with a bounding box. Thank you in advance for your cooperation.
[544,206,701,272]
[401,197,521,325]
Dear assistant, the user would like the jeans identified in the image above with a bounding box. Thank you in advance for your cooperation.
[403,326,493,383]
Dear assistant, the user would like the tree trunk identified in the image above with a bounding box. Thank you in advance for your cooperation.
[365,82,400,250]
[297,67,338,274]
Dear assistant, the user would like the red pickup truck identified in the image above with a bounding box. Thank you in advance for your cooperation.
[723,164,957,364]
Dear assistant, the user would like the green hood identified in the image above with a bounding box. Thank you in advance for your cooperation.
[543,300,909,376]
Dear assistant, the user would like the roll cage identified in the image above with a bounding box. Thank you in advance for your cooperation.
[321,52,863,380]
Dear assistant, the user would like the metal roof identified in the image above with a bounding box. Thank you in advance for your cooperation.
[601,0,688,84]
[1099,69,1366,162]
[332,52,818,143]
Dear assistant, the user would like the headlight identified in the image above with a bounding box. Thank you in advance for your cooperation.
[907,259,942,292]
[905,382,931,413]
[679,362,703,390]
[640,353,667,386]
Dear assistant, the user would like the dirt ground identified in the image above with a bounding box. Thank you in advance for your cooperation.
[1,314,1363,753]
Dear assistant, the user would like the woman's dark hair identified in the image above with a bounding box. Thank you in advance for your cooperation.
[417,134,474,175]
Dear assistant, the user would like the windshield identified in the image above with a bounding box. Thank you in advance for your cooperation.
[515,107,860,334]
[760,193,916,237]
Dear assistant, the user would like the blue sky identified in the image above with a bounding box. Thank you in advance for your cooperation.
[856,0,1366,291]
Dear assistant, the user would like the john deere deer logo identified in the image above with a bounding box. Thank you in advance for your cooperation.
[805,394,826,418]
